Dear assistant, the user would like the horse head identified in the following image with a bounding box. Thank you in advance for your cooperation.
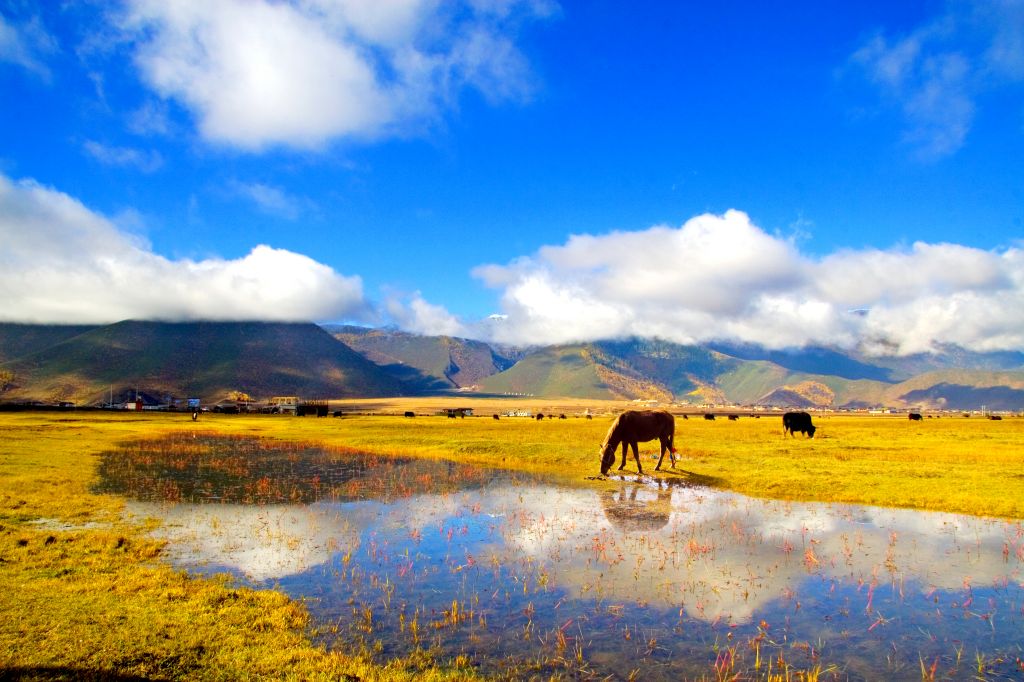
[600,441,617,476]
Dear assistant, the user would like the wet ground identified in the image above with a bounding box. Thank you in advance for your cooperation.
[97,434,1024,680]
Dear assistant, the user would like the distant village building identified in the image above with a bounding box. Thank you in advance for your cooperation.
[438,407,474,418]
[269,396,300,414]
[297,399,329,417]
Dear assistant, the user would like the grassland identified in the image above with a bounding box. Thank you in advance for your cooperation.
[2,405,1023,679]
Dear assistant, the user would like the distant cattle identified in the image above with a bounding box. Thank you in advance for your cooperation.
[681,414,688,420]
[727,415,739,421]
[404,411,415,418]
[493,414,500,420]
[704,414,715,421]
[559,414,567,419]
[989,415,1003,421]
[908,413,922,421]
[783,411,816,438]
[536,413,545,420]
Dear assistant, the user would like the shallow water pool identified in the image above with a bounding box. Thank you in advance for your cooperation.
[97,435,1024,680]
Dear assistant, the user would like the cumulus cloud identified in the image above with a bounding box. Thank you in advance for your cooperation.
[385,291,471,338]
[847,1,1024,159]
[460,210,1024,355]
[115,0,552,151]
[0,173,371,324]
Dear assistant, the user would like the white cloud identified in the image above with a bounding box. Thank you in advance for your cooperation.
[227,180,305,220]
[83,140,164,173]
[848,1,1024,159]
[385,291,470,337]
[0,173,371,324]
[0,12,57,80]
[127,101,172,136]
[462,210,1024,355]
[116,0,552,151]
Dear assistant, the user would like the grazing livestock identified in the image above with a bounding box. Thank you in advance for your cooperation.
[599,410,677,476]
[989,415,1003,421]
[704,413,715,421]
[782,411,816,438]
[536,413,545,421]
[727,415,739,421]
[908,413,922,421]
[404,411,415,418]
[493,414,500,420]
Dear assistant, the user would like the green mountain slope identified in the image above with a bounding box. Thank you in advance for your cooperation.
[593,339,738,396]
[0,323,98,363]
[479,344,674,400]
[1,321,405,404]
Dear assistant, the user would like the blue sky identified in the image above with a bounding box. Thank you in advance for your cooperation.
[1,1,1023,354]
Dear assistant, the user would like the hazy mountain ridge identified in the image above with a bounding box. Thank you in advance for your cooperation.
[1,323,1022,410]
[326,325,515,391]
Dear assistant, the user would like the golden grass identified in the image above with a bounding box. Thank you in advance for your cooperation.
[0,412,477,681]
[1,406,1023,679]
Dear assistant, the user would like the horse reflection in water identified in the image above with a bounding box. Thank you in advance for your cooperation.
[600,481,674,533]
[599,410,677,476]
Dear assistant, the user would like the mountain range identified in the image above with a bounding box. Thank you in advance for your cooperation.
[1,321,1022,411]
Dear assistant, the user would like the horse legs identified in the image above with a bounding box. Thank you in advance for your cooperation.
[655,434,677,470]
[617,441,628,470]
[630,441,643,474]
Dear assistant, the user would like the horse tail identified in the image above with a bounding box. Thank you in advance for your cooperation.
[667,413,677,456]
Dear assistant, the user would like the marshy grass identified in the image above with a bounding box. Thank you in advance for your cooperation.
[1,407,1022,679]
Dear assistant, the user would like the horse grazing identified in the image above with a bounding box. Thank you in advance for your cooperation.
[600,410,677,476]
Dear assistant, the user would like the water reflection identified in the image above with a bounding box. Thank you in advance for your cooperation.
[101,437,1024,680]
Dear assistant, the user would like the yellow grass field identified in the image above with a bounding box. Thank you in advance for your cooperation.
[1,405,1022,679]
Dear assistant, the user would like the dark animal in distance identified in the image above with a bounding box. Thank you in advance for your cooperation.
[404,411,415,418]
[783,411,816,438]
[704,413,715,421]
[600,410,677,476]
[536,413,545,420]
[989,415,1003,421]
[493,414,500,420]
[908,413,922,421]
[727,415,738,421]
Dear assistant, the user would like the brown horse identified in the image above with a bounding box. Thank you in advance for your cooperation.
[599,410,677,476]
